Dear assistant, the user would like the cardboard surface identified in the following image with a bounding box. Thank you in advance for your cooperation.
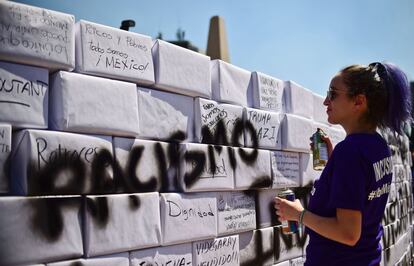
[160,193,217,245]
[194,97,244,146]
[244,108,282,150]
[283,81,313,119]
[47,253,129,266]
[193,235,239,266]
[0,61,48,128]
[216,191,256,236]
[234,147,271,190]
[251,71,284,112]
[75,20,154,85]
[0,1,75,70]
[281,114,313,153]
[313,93,328,125]
[271,151,300,188]
[239,227,274,266]
[273,226,303,263]
[153,40,211,97]
[0,124,11,193]
[84,193,161,257]
[299,153,320,187]
[256,188,281,228]
[137,87,194,142]
[113,137,177,192]
[130,243,192,266]
[178,143,234,192]
[0,196,83,265]
[10,129,113,195]
[211,60,251,106]
[49,71,139,137]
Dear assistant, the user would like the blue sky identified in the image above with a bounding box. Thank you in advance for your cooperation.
[15,0,414,96]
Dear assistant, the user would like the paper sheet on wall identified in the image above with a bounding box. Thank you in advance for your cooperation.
[75,20,154,85]
[0,61,48,129]
[10,129,113,195]
[0,1,75,70]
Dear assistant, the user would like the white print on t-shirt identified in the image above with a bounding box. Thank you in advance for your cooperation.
[367,181,391,200]
[372,156,393,182]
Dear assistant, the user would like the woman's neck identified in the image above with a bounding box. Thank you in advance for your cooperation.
[342,119,377,135]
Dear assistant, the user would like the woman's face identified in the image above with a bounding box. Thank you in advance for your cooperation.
[323,74,356,125]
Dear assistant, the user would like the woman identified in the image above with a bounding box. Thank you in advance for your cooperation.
[274,62,411,265]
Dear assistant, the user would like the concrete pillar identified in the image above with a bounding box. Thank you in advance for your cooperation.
[206,16,230,63]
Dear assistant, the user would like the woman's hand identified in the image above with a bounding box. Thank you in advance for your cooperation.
[310,129,334,159]
[274,197,304,222]
[320,133,334,159]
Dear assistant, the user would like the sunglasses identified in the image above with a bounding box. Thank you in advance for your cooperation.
[326,88,350,101]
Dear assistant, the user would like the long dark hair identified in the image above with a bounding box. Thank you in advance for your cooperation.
[340,62,411,134]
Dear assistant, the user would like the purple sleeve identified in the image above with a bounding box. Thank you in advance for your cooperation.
[328,143,366,211]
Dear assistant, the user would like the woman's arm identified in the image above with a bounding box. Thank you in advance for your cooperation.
[274,198,362,246]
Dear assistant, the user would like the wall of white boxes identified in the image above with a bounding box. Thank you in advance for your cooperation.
[0,1,412,266]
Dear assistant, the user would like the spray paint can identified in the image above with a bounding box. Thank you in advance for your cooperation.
[278,188,298,234]
[312,128,328,170]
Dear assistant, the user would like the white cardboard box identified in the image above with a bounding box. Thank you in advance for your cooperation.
[0,124,11,193]
[256,188,281,228]
[193,235,239,266]
[273,226,303,263]
[137,87,194,142]
[194,97,244,146]
[312,93,328,125]
[239,227,274,266]
[47,253,129,266]
[130,243,192,266]
[10,129,113,195]
[0,1,75,70]
[49,71,139,137]
[0,61,48,128]
[75,20,154,85]
[299,153,320,187]
[84,193,161,257]
[281,113,313,153]
[271,151,300,188]
[178,143,234,192]
[160,193,217,245]
[153,39,211,97]
[328,125,346,148]
[273,260,290,266]
[283,81,313,119]
[216,191,256,236]
[211,59,251,106]
[290,256,306,266]
[113,137,177,193]
[251,71,284,112]
[0,196,82,265]
[244,108,282,150]
[234,147,271,190]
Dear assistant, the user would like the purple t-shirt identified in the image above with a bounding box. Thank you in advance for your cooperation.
[305,132,392,266]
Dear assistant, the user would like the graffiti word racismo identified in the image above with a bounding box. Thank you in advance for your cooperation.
[167,200,214,221]
[28,121,261,241]
[193,158,227,178]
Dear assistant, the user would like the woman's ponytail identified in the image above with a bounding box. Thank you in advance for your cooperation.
[382,63,412,134]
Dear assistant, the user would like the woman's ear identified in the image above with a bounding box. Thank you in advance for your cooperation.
[354,94,368,111]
